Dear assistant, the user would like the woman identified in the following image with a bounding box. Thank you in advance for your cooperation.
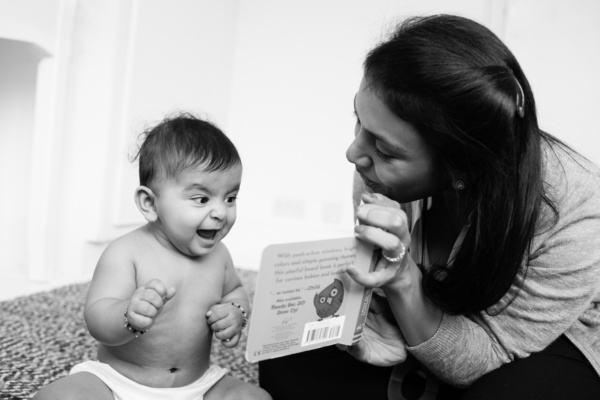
[260,14,600,400]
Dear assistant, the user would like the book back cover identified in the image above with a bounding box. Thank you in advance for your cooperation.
[245,237,375,363]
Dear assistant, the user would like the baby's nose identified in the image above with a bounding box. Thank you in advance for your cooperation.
[210,203,226,219]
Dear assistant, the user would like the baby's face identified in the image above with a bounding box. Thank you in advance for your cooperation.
[152,163,242,257]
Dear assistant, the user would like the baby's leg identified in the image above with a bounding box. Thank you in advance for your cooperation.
[32,372,114,400]
[205,375,272,400]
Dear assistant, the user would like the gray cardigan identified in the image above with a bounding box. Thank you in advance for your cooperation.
[407,141,600,386]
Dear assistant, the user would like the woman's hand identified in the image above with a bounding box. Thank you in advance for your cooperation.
[338,292,407,366]
[346,192,443,350]
[346,192,413,289]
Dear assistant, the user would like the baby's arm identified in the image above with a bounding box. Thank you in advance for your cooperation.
[84,238,175,346]
[205,248,249,348]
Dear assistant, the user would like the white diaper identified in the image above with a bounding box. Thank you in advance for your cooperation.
[70,360,228,400]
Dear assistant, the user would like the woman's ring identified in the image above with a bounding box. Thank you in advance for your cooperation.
[382,242,406,263]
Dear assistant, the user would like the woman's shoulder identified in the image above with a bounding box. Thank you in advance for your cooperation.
[539,137,600,230]
[542,137,600,186]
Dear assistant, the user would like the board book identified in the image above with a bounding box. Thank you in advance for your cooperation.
[245,237,377,363]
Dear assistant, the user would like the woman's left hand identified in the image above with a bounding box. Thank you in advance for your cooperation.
[337,292,407,366]
[346,192,412,289]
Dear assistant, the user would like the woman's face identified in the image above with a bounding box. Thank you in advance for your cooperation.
[346,77,444,203]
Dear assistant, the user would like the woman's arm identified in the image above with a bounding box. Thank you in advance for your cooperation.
[349,166,600,386]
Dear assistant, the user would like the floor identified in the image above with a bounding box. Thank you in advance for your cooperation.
[0,272,89,302]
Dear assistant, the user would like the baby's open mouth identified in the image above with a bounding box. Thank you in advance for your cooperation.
[196,229,218,240]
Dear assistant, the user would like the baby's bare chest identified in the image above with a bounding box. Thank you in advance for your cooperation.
[132,252,226,325]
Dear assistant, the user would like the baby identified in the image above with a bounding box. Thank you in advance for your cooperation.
[34,113,271,400]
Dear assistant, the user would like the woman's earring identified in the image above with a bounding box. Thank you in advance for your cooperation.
[454,180,465,190]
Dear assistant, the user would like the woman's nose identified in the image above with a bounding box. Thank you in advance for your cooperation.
[346,133,372,169]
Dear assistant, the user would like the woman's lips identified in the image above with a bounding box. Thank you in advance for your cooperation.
[360,173,379,188]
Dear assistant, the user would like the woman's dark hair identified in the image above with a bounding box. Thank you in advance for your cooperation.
[364,14,557,315]
[132,112,241,193]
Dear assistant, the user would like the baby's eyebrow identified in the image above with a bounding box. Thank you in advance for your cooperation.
[184,183,210,193]
[184,183,241,194]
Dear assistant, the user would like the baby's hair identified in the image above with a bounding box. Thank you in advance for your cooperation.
[132,112,241,192]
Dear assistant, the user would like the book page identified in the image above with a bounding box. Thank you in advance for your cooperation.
[245,237,374,362]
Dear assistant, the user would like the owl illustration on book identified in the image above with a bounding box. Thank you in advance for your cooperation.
[314,279,344,320]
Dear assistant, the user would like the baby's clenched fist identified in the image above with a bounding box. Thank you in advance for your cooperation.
[126,279,176,331]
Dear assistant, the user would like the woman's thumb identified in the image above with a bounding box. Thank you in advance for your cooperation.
[361,192,400,209]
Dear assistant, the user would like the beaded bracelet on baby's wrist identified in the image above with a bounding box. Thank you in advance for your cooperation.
[231,302,248,328]
[124,306,148,337]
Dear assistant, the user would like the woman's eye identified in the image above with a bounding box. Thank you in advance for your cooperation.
[375,147,393,160]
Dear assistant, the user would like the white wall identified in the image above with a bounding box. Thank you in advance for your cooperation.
[0,0,62,50]
[0,0,71,284]
[0,39,44,275]
[504,0,600,162]
[0,0,599,293]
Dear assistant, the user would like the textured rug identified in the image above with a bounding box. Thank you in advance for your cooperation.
[0,269,258,399]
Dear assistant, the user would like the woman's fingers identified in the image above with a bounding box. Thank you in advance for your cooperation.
[354,223,404,255]
[346,258,399,288]
[361,192,401,209]
[356,205,407,235]
[355,198,410,260]
[351,193,411,288]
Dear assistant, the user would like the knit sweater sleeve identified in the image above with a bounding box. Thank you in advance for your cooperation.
[407,145,600,387]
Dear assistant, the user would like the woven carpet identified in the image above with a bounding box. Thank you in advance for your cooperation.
[0,269,259,399]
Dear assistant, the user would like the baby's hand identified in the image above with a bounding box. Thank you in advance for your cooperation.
[206,302,247,348]
[126,279,177,332]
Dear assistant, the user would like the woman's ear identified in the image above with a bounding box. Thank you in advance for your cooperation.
[134,186,158,222]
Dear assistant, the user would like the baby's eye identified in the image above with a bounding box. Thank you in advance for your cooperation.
[226,196,237,204]
[193,196,209,204]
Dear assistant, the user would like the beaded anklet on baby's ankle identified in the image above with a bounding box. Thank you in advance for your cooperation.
[231,302,248,328]
[124,306,148,337]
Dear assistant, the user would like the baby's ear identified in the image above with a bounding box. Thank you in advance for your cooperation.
[134,186,158,222]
